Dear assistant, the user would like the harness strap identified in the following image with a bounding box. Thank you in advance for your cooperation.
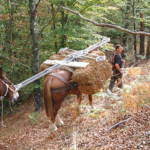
[51,82,78,93]
[4,84,8,97]
[49,73,70,85]
[0,79,16,97]
[0,79,9,96]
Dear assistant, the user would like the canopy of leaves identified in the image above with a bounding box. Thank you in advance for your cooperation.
[0,0,150,108]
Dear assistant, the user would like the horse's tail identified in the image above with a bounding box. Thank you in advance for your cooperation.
[43,77,54,119]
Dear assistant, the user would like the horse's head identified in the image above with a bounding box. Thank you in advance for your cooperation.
[0,68,19,103]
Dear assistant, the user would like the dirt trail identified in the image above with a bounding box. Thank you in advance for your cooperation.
[0,60,150,150]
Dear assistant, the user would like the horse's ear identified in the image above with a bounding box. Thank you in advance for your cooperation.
[87,44,89,47]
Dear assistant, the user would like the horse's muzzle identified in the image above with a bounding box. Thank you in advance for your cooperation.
[11,92,19,103]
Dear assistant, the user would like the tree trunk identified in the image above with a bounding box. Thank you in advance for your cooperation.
[132,0,137,57]
[8,2,15,59]
[9,1,15,81]
[146,28,150,59]
[139,12,145,55]
[60,9,67,49]
[29,0,43,111]
[123,0,131,50]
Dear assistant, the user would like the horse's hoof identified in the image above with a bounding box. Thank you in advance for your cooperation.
[91,106,96,110]
[55,115,64,126]
[60,120,64,126]
[49,124,58,131]
[86,106,95,112]
[76,107,82,114]
[85,106,91,113]
[56,120,64,126]
[89,106,96,113]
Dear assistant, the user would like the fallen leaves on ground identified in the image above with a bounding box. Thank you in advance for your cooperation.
[0,60,150,150]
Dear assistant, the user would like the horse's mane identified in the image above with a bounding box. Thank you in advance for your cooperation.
[0,68,5,80]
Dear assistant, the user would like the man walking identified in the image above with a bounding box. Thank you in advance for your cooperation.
[108,45,123,92]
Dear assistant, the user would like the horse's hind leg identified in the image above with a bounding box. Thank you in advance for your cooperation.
[88,95,95,109]
[49,99,64,131]
[49,122,58,131]
[76,94,82,114]
[55,114,64,126]
[48,100,59,131]
[49,116,58,131]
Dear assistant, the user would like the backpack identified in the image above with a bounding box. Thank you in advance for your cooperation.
[108,52,119,70]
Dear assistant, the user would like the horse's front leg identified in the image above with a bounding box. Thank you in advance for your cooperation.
[9,101,13,114]
[76,94,82,115]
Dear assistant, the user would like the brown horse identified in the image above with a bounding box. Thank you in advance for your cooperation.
[0,67,19,126]
[0,67,19,102]
[43,69,94,131]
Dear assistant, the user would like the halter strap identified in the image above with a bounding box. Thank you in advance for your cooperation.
[4,84,8,97]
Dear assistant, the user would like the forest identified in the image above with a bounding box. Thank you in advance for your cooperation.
[0,0,150,149]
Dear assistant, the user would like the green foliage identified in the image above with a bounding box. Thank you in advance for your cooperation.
[94,91,109,98]
[1,0,150,112]
[137,75,150,82]
[29,112,39,125]
[136,54,146,60]
[85,108,105,117]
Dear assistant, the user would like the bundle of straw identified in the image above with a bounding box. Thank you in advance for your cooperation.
[40,50,112,94]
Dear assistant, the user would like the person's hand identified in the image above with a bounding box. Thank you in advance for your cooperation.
[120,71,123,75]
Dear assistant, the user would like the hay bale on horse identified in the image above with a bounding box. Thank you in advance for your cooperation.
[71,51,112,94]
[40,48,112,131]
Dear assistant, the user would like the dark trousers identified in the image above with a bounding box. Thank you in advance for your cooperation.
[108,70,123,92]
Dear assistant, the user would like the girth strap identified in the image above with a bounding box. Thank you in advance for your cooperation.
[49,73,69,85]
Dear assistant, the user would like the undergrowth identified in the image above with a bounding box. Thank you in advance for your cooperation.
[122,67,150,114]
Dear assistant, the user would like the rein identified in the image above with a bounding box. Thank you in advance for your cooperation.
[0,79,17,97]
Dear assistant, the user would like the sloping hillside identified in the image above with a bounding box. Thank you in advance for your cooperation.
[0,59,150,150]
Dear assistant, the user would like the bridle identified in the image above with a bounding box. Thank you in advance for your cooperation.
[0,79,17,97]
[0,78,18,127]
